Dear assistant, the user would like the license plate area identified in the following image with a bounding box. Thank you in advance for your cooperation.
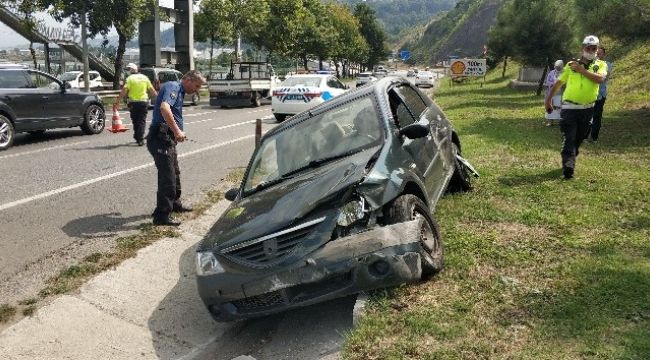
[285,94,304,101]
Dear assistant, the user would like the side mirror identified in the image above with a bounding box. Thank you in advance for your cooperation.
[399,123,430,139]
[224,188,239,201]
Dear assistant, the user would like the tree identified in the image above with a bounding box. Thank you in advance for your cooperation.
[248,0,310,61]
[353,2,388,70]
[217,0,270,60]
[195,0,234,76]
[2,0,44,69]
[575,0,650,40]
[487,0,574,95]
[327,2,368,77]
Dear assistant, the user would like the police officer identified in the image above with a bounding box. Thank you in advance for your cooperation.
[590,46,612,142]
[545,35,608,179]
[114,63,157,146]
[148,70,206,226]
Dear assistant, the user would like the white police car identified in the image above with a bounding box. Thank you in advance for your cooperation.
[271,74,349,122]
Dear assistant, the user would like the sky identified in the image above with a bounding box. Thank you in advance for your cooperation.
[0,0,175,48]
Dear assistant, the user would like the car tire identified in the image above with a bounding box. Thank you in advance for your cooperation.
[0,114,15,151]
[383,194,443,276]
[252,92,261,107]
[191,93,200,106]
[274,114,286,123]
[447,142,472,193]
[80,104,106,135]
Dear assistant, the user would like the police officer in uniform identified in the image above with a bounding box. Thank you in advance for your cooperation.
[148,70,206,226]
[545,35,608,179]
[114,63,157,146]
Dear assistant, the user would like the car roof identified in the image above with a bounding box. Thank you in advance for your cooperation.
[286,74,330,78]
[0,63,28,69]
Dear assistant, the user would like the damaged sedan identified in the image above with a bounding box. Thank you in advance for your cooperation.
[196,76,478,322]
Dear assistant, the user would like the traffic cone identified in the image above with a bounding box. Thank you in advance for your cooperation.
[107,103,128,133]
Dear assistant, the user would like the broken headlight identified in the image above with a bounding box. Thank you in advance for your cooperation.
[336,197,366,227]
[196,251,225,276]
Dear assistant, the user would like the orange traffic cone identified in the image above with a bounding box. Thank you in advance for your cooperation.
[107,104,128,133]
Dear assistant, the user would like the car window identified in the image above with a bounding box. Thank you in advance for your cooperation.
[89,73,99,80]
[394,85,427,119]
[326,78,340,89]
[139,69,155,84]
[0,71,30,88]
[388,89,417,128]
[244,96,382,193]
[281,76,322,87]
[158,71,178,83]
[28,71,57,89]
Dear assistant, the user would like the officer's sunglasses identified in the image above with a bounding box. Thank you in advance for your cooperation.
[585,45,598,52]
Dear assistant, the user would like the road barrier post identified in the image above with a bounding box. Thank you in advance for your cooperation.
[255,118,262,148]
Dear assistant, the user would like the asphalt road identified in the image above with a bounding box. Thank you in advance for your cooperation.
[0,103,274,304]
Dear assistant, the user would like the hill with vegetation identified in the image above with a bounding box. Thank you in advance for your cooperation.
[405,0,503,64]
[336,0,456,42]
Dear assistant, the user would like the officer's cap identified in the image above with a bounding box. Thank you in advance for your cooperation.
[126,63,138,71]
[582,35,599,46]
[554,59,564,67]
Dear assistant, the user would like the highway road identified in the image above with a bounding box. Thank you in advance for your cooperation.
[0,104,274,304]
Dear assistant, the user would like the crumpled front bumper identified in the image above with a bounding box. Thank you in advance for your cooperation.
[197,219,424,322]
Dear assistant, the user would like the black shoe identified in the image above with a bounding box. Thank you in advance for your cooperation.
[137,140,145,146]
[173,204,193,213]
[563,167,574,180]
[153,216,181,226]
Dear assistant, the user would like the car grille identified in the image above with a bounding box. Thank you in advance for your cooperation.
[220,217,326,267]
[232,273,352,314]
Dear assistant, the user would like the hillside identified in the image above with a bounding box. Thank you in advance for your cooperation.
[408,0,503,64]
[337,0,456,40]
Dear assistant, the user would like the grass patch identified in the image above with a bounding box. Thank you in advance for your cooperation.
[343,49,650,359]
[0,304,16,323]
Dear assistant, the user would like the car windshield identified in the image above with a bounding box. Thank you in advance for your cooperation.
[357,73,370,78]
[243,96,382,194]
[59,72,79,81]
[281,76,322,87]
[419,72,433,77]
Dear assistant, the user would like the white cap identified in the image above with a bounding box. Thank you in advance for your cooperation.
[554,59,564,67]
[582,35,599,46]
[126,63,138,71]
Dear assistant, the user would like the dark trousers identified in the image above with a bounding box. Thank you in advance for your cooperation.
[560,108,594,172]
[590,97,606,141]
[147,126,182,219]
[129,101,148,142]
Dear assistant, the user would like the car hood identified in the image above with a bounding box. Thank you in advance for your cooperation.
[200,147,380,251]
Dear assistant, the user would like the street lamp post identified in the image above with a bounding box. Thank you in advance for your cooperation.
[80,7,89,92]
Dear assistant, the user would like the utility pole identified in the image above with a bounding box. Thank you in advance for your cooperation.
[80,7,89,92]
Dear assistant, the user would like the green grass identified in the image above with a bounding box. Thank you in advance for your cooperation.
[0,304,16,323]
[343,43,650,359]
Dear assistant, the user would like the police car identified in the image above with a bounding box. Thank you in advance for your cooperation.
[271,74,349,122]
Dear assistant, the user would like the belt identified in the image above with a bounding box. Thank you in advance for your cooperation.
[562,100,594,109]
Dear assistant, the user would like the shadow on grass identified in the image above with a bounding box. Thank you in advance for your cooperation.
[525,254,650,358]
[498,169,563,186]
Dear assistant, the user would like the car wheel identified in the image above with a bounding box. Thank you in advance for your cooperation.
[252,92,261,107]
[0,115,15,151]
[80,104,106,135]
[191,93,200,106]
[384,194,443,276]
[447,142,472,193]
[274,114,286,123]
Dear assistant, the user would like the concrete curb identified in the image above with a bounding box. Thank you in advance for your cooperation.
[0,200,231,360]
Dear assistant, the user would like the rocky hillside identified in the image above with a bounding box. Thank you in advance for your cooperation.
[408,0,504,64]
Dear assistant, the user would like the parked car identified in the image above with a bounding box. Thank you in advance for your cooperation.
[138,67,200,106]
[0,64,105,151]
[415,71,435,87]
[196,76,478,321]
[271,74,348,122]
[57,70,103,91]
[355,72,377,87]
[406,69,416,77]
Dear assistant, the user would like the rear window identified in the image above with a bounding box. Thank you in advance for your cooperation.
[281,76,322,87]
[357,73,370,78]
[0,70,29,88]
[139,69,155,83]
[158,71,178,83]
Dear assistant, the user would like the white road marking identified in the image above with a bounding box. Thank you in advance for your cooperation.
[0,135,255,212]
[212,120,256,130]
[0,141,90,160]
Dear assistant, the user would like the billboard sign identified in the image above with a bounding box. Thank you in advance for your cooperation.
[399,50,411,61]
[449,59,486,76]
